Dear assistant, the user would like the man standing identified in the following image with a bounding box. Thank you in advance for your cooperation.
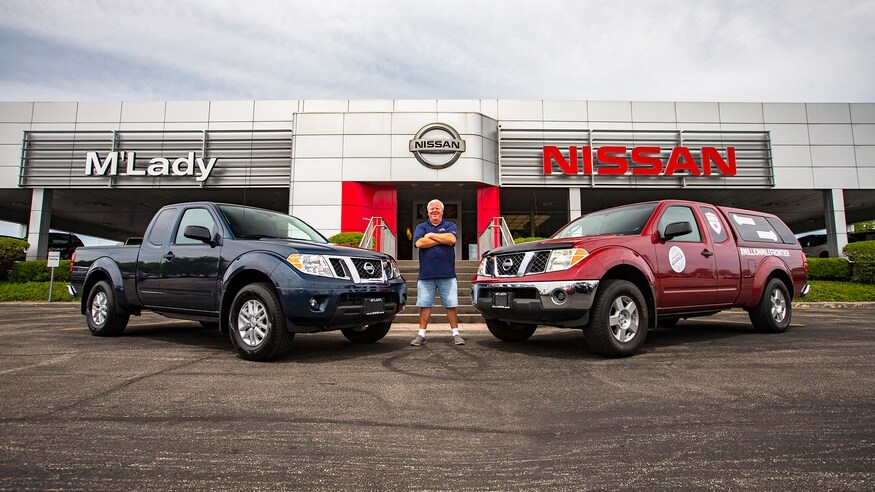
[410,199,464,346]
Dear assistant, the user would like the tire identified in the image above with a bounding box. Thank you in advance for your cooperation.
[341,322,391,343]
[85,280,129,336]
[228,283,293,362]
[749,278,791,333]
[584,279,648,357]
[485,319,537,342]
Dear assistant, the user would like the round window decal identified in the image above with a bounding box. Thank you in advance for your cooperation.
[408,123,466,170]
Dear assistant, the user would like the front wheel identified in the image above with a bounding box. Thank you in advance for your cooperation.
[341,322,391,343]
[85,280,129,336]
[584,279,648,357]
[485,319,537,342]
[749,278,792,333]
[228,283,293,362]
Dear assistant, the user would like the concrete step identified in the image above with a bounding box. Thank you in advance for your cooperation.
[395,260,484,324]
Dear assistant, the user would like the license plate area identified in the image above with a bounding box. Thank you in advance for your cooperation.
[492,292,512,309]
[364,297,385,315]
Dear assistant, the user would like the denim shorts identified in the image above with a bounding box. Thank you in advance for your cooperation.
[416,278,458,308]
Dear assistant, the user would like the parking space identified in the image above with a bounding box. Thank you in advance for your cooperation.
[1,302,873,490]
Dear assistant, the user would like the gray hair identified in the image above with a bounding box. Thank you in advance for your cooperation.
[427,199,444,211]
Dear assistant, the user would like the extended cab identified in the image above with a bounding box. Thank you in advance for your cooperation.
[68,202,406,361]
[472,200,810,357]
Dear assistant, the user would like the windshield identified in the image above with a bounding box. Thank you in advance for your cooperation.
[218,204,328,243]
[554,202,658,239]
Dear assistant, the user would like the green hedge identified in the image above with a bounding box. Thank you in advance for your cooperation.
[0,237,28,279]
[514,237,546,244]
[844,240,875,284]
[329,232,365,247]
[9,260,71,283]
[806,257,852,281]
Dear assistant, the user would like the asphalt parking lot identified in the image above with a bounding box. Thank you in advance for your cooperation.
[1,302,873,491]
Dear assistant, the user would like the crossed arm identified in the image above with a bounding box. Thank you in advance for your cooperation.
[415,232,457,249]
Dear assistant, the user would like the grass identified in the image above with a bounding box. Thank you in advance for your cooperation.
[1,279,875,304]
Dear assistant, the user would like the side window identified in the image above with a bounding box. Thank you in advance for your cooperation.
[146,209,176,246]
[174,208,216,245]
[730,213,782,243]
[658,206,702,242]
[699,207,728,243]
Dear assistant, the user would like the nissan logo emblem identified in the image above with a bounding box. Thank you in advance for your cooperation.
[408,122,466,170]
[363,262,376,275]
[501,258,514,270]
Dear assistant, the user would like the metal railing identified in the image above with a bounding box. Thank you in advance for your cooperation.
[477,217,514,257]
[360,217,397,257]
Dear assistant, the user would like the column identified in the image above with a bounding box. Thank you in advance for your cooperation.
[823,189,849,257]
[26,189,53,260]
[568,187,582,221]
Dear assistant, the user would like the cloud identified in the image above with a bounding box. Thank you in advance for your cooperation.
[0,0,873,102]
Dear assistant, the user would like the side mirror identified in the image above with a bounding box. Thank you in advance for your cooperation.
[660,221,692,241]
[184,225,218,246]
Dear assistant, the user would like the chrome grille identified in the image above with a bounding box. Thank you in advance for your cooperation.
[494,253,525,277]
[329,258,347,278]
[527,251,550,274]
[352,258,383,280]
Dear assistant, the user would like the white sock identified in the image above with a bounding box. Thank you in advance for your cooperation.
[451,328,460,337]
[418,329,427,337]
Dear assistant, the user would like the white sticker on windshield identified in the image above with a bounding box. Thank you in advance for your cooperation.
[669,246,686,273]
[757,230,778,241]
[705,211,723,235]
[733,214,756,226]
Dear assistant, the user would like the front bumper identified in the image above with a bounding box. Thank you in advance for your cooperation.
[472,280,599,325]
[277,280,407,332]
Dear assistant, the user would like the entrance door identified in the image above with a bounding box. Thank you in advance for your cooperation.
[412,201,462,260]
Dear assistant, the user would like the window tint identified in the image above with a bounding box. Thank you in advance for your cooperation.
[699,207,728,243]
[730,213,783,243]
[174,208,216,245]
[146,208,176,246]
[658,206,701,242]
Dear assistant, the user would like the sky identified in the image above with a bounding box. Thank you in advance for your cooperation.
[1,0,873,243]
[1,0,874,103]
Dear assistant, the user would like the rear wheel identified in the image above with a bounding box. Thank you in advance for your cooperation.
[749,278,792,333]
[228,283,293,361]
[341,322,391,343]
[584,279,648,357]
[85,280,129,336]
[485,319,537,342]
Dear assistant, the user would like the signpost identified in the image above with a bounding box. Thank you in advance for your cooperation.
[47,250,60,302]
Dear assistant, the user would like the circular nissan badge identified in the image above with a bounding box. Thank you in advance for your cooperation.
[363,262,376,275]
[408,123,466,169]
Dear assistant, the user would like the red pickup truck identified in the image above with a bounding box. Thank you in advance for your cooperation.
[472,200,810,357]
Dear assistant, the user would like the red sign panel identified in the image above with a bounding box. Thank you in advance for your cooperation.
[543,146,737,176]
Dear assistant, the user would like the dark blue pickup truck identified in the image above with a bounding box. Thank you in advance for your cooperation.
[68,202,407,361]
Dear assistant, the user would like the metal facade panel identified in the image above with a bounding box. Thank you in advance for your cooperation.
[19,129,292,188]
[499,127,774,188]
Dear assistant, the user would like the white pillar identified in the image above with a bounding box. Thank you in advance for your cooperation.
[568,187,582,221]
[823,189,849,257]
[26,189,53,260]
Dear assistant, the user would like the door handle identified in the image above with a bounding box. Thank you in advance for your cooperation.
[163,252,176,260]
[701,249,714,258]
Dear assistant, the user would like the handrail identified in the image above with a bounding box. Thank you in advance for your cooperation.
[359,217,397,257]
[477,217,514,257]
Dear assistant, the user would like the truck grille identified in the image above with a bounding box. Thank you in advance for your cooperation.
[325,256,391,283]
[494,253,525,277]
[484,250,555,277]
[527,251,550,274]
[352,258,383,280]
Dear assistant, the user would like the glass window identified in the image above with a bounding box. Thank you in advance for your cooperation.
[146,208,176,246]
[658,206,701,242]
[729,213,783,243]
[174,208,216,245]
[699,207,728,243]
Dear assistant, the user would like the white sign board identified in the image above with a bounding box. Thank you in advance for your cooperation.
[47,250,61,268]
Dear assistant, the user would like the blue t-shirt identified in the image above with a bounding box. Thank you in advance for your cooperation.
[414,219,457,279]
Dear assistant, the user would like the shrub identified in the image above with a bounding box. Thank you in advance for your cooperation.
[844,240,875,284]
[329,232,365,247]
[514,237,546,244]
[0,237,28,280]
[806,257,852,281]
[9,260,71,283]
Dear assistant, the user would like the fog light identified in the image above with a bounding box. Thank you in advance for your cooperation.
[551,288,568,305]
[309,297,319,309]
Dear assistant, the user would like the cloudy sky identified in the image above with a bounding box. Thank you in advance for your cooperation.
[1,0,874,103]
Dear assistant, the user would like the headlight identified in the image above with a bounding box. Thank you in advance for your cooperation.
[287,253,334,277]
[478,257,491,276]
[383,258,400,279]
[545,248,588,272]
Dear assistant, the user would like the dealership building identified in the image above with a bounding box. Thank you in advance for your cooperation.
[0,99,873,260]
